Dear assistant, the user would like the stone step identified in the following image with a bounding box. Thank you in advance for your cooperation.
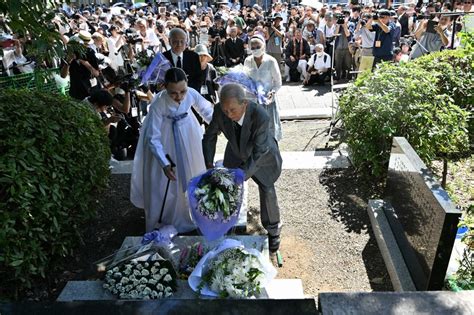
[57,279,306,301]
[279,108,332,120]
[111,151,349,175]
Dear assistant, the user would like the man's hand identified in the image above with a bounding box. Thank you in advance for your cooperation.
[163,165,177,181]
[290,55,296,62]
[106,114,122,124]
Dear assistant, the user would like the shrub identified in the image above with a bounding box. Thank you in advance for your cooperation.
[339,51,471,176]
[0,89,110,298]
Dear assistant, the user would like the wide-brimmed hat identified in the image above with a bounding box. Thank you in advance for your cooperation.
[78,30,92,44]
[194,44,213,61]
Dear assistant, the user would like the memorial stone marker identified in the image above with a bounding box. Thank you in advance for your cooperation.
[384,137,461,290]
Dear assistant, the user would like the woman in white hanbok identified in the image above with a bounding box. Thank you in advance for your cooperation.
[131,68,213,233]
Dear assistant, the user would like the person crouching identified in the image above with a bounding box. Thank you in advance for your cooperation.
[303,44,331,86]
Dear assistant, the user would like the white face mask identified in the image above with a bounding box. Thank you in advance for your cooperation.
[251,47,265,58]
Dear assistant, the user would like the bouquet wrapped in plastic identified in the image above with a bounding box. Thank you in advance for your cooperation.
[188,239,277,298]
[187,168,245,241]
[215,65,270,105]
[139,52,172,86]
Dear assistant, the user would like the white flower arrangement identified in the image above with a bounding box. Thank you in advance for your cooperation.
[103,259,176,299]
[194,168,242,222]
[199,247,266,298]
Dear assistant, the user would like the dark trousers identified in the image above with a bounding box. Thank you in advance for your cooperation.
[252,176,281,237]
[373,55,392,67]
[334,48,352,79]
[304,71,329,86]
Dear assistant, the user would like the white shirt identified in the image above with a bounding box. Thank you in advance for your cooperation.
[170,51,184,68]
[237,112,245,126]
[319,24,336,38]
[307,52,331,70]
[243,53,282,93]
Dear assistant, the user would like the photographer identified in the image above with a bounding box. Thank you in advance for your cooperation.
[366,9,396,65]
[264,13,285,73]
[209,17,227,67]
[319,13,337,56]
[61,31,101,101]
[354,13,375,69]
[333,14,354,81]
[410,14,450,59]
[88,89,122,133]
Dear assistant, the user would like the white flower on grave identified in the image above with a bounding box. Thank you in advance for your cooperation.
[112,267,119,272]
[160,268,168,275]
[157,291,163,298]
[132,279,139,287]
[106,270,113,276]
[143,287,152,295]
[148,279,157,286]
[152,274,162,281]
[139,277,148,284]
[150,266,158,274]
[136,263,143,271]
[120,277,130,284]
[102,283,109,290]
[137,284,147,292]
[154,261,160,267]
[143,295,150,300]
[141,269,150,277]
[119,292,127,299]
[163,274,172,282]
[129,274,136,281]
[129,290,138,299]
[133,269,141,276]
[151,290,158,298]
[114,272,122,278]
[165,286,172,293]
[108,279,116,285]
[144,262,149,268]
[156,283,164,292]
[123,268,132,276]
[165,291,173,298]
[125,284,133,292]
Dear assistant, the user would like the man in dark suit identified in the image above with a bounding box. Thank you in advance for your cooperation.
[202,83,283,253]
[224,26,245,67]
[163,28,203,91]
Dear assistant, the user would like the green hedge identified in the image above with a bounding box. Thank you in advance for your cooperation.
[0,89,110,297]
[339,48,472,176]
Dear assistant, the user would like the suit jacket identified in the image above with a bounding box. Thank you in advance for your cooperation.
[285,38,311,61]
[163,49,204,91]
[202,102,282,186]
[224,37,245,67]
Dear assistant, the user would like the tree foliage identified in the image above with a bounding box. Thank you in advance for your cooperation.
[0,89,110,298]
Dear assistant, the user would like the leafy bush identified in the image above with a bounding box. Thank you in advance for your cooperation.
[339,50,471,176]
[0,89,110,297]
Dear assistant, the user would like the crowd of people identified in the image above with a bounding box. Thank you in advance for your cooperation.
[1,0,472,253]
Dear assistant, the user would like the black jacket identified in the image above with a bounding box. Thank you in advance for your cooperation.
[224,37,245,67]
[163,49,204,91]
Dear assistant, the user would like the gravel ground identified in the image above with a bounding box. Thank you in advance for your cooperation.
[246,168,392,296]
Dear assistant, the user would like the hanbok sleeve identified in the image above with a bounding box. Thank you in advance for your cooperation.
[146,97,169,168]
[190,89,214,124]
[270,57,282,92]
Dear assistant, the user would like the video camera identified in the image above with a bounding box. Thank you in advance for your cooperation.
[334,13,345,25]
[264,16,275,28]
[124,29,143,45]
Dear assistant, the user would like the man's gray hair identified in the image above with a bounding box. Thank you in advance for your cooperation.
[219,83,247,105]
[315,43,324,51]
[169,27,187,41]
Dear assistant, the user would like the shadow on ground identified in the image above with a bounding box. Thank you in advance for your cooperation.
[319,168,392,291]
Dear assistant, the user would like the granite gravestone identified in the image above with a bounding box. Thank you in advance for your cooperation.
[384,137,461,290]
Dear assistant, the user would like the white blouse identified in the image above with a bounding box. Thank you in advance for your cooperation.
[243,53,282,93]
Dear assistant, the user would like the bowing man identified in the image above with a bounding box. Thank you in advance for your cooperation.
[202,83,283,253]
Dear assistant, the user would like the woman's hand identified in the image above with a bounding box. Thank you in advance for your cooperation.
[163,165,177,181]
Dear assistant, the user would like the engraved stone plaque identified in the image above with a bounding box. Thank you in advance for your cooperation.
[385,137,461,290]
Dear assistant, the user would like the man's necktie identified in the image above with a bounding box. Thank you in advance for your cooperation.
[176,56,182,69]
[234,122,242,148]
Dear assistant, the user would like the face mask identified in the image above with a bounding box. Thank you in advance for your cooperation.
[251,47,264,57]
